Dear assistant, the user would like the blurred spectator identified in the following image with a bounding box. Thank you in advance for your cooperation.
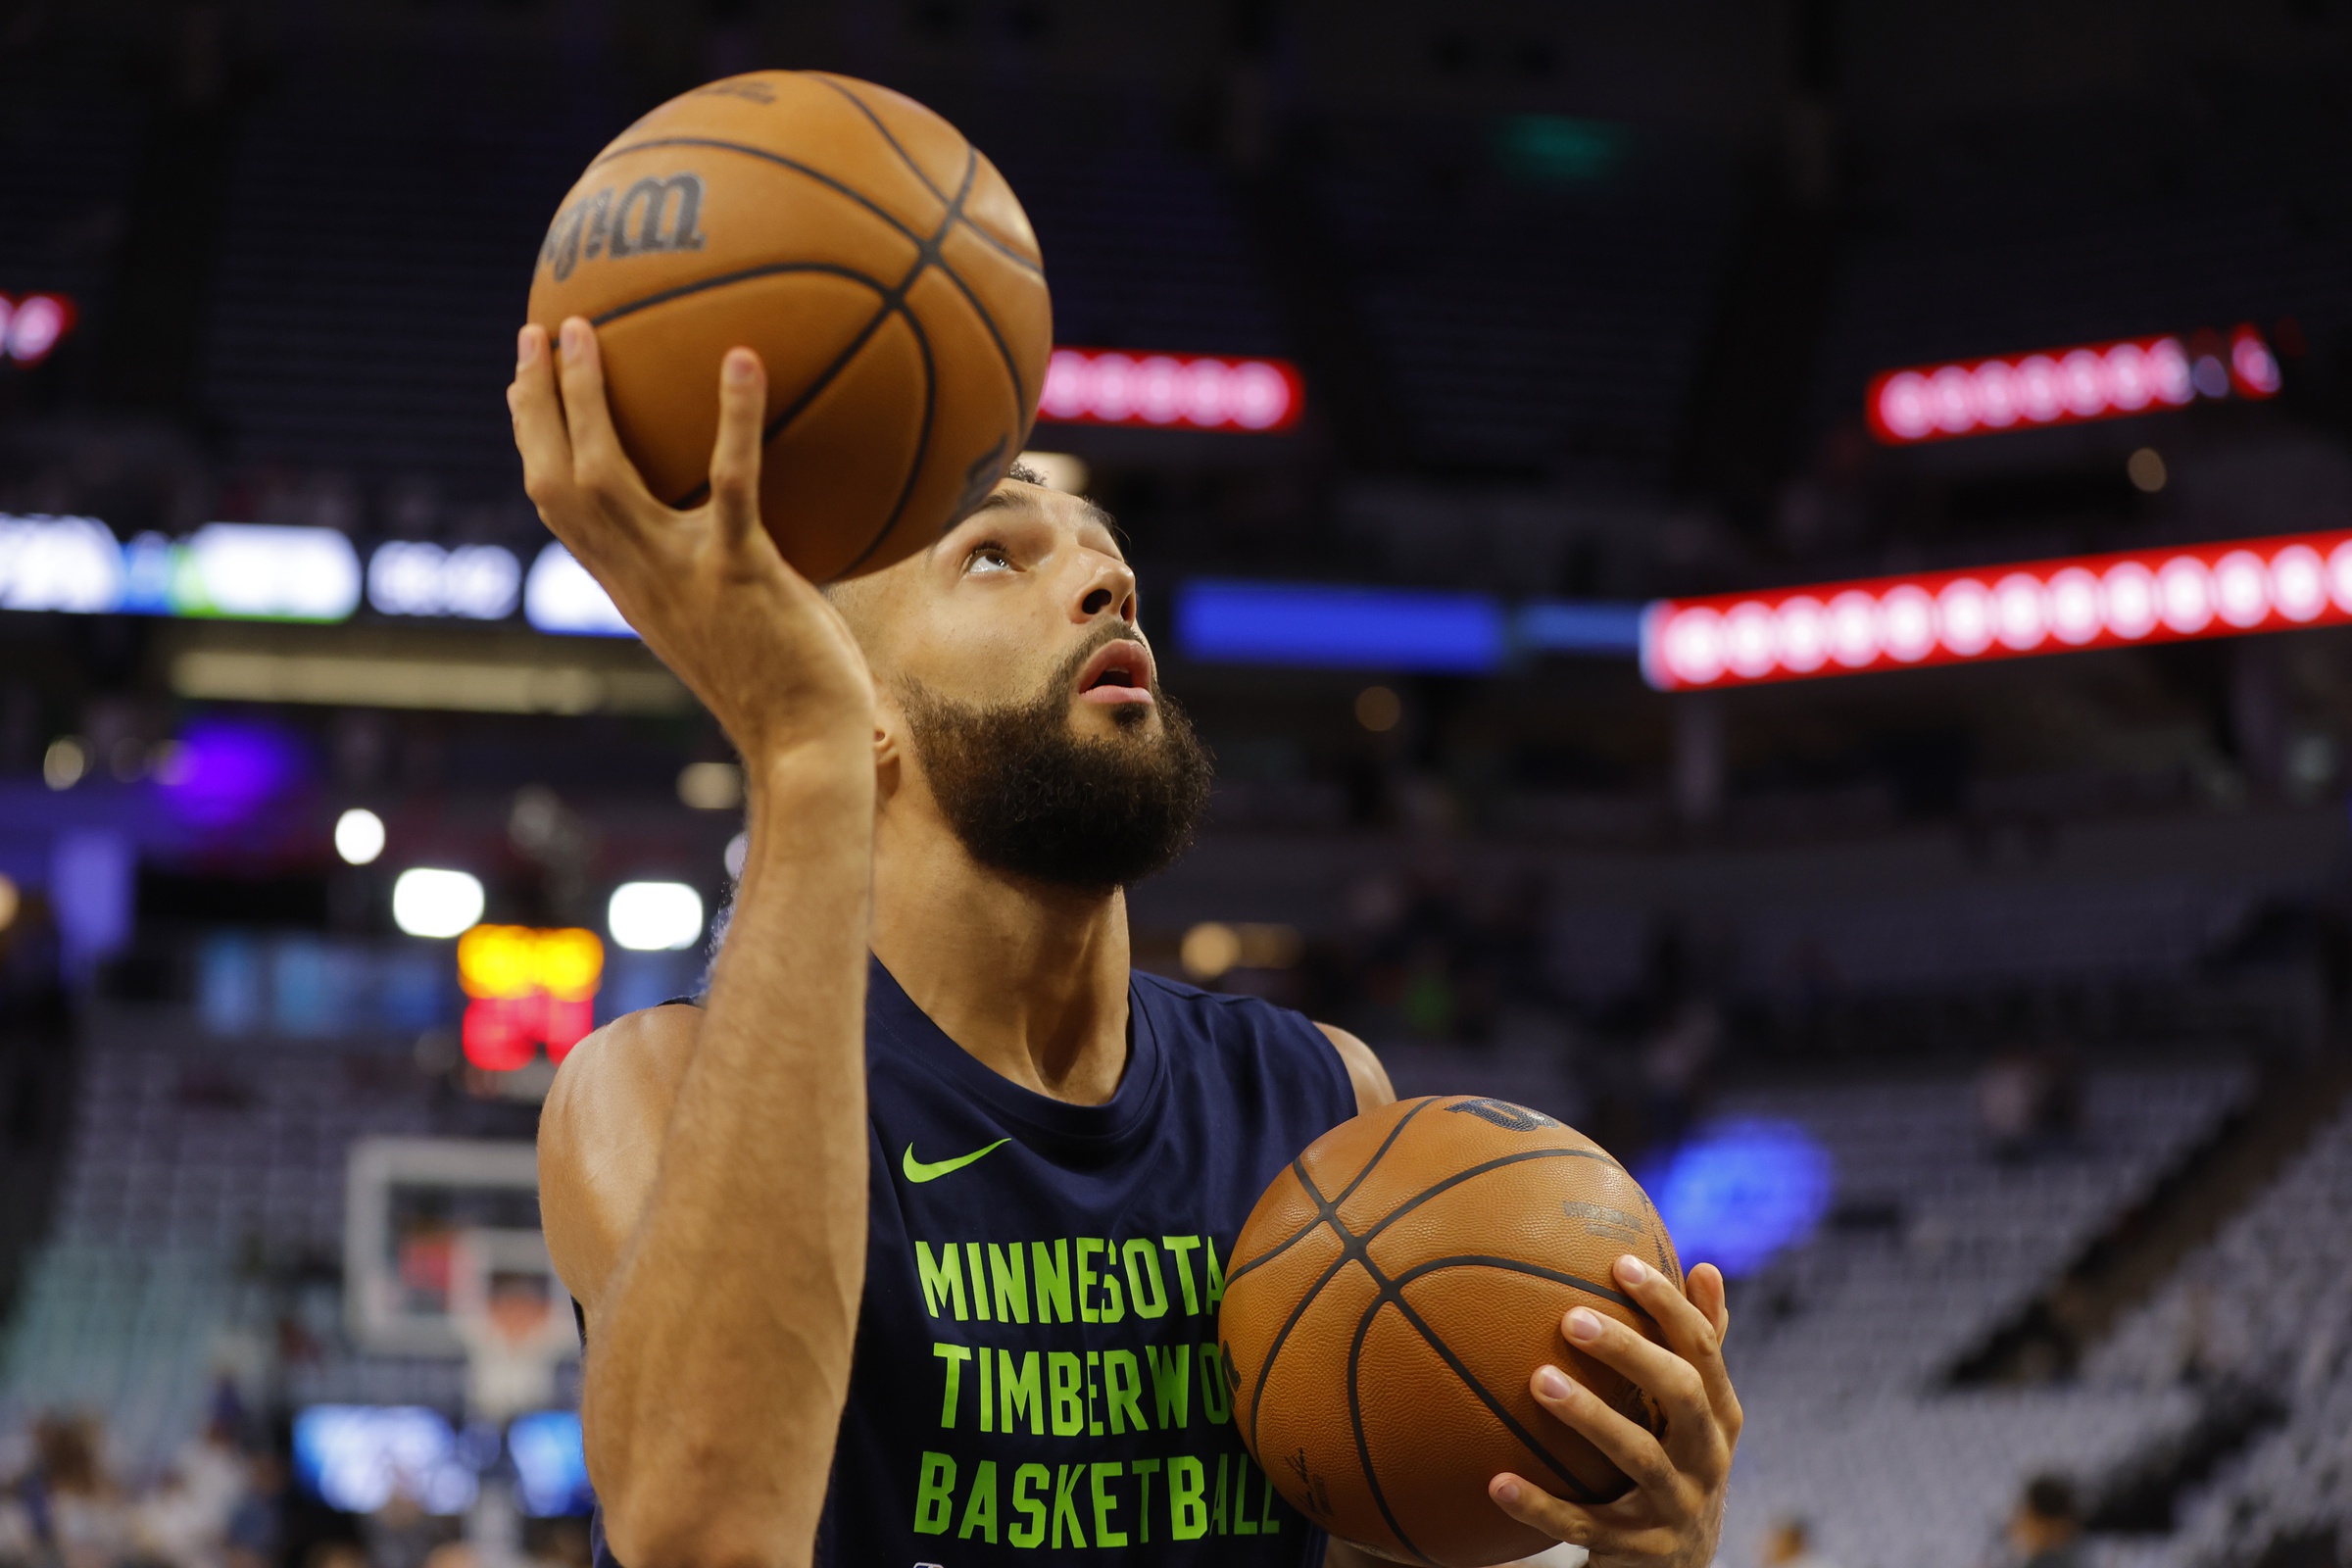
[1759,1516,1838,1568]
[362,1492,446,1568]
[16,1413,133,1568]
[1977,1051,2084,1162]
[220,1452,285,1568]
[305,1545,368,1568]
[2002,1475,2084,1568]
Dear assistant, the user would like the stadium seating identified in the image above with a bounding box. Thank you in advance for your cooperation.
[1717,1066,2251,1568]
[2083,1095,2352,1568]
[0,1041,450,1470]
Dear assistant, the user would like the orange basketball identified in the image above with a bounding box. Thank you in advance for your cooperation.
[1220,1096,1684,1567]
[525,72,1052,581]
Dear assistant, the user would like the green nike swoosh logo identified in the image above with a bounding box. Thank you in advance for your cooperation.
[902,1138,1012,1184]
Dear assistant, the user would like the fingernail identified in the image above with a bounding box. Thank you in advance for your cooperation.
[1567,1307,1602,1342]
[561,318,585,356]
[725,349,756,384]
[1494,1479,1521,1505]
[1536,1366,1572,1399]
[516,326,537,367]
[1616,1254,1649,1287]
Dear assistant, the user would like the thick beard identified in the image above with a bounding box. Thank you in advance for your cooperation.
[901,631,1214,894]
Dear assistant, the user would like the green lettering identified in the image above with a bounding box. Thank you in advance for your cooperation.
[1001,1349,1044,1436]
[989,1242,1029,1324]
[1077,1238,1103,1324]
[965,1242,991,1320]
[1085,1349,1104,1437]
[1204,1235,1227,1311]
[979,1343,994,1432]
[1199,1342,1232,1424]
[1131,1458,1161,1544]
[1051,1463,1087,1548]
[1010,1463,1050,1548]
[931,1343,970,1428]
[1169,1454,1207,1541]
[1211,1450,1230,1535]
[1099,1238,1125,1322]
[1103,1348,1146,1435]
[913,1451,956,1536]
[1048,1350,1084,1436]
[1032,1239,1073,1324]
[1232,1454,1257,1535]
[1147,1344,1192,1429]
[1090,1461,1128,1548]
[1259,1460,1282,1534]
[915,1241,968,1321]
[1161,1235,1203,1314]
[1123,1238,1169,1318]
[958,1459,1000,1543]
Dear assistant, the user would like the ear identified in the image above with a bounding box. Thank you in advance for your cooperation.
[870,688,907,803]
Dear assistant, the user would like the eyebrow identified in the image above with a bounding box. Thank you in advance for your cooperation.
[953,487,1122,540]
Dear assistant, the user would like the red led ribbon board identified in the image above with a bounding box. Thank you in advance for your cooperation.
[1037,347,1303,432]
[1642,529,2352,691]
[1867,327,2279,445]
[0,293,74,366]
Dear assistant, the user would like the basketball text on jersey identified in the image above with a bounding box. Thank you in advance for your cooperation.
[905,1230,1287,1547]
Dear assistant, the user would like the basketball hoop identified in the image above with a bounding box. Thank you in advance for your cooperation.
[448,1229,577,1424]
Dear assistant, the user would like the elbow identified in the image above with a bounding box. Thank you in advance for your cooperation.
[601,1502,804,1568]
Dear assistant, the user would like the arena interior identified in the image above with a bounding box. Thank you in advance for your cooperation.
[1,2,2351,1567]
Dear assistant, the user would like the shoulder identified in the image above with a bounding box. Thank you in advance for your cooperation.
[540,1004,703,1168]
[1130,971,1390,1117]
[1313,1021,1396,1115]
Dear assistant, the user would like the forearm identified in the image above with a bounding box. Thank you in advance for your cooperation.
[583,746,875,1565]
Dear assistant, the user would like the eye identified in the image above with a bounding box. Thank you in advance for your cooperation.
[964,541,1014,575]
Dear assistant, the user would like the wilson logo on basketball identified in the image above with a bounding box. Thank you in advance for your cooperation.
[538,172,708,282]
[1445,1097,1561,1132]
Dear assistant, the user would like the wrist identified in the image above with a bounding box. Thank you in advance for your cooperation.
[741,732,875,812]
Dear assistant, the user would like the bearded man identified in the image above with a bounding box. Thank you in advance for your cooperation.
[511,320,1742,1568]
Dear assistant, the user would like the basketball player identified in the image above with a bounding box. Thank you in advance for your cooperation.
[509,319,1742,1567]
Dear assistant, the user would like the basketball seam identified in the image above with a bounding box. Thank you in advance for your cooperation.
[806,73,1050,278]
[586,260,891,329]
[799,74,1044,416]
[828,147,971,576]
[1356,1146,1620,1250]
[1225,1098,1433,1296]
[1241,1158,1351,1466]
[1388,1254,1641,1314]
[1379,1285,1610,1506]
[1346,1298,1437,1566]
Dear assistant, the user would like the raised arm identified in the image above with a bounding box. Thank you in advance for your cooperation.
[514,319,876,1568]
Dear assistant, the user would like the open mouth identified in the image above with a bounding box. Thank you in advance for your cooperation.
[1075,638,1156,705]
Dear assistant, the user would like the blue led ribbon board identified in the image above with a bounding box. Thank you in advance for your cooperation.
[1174,580,1506,673]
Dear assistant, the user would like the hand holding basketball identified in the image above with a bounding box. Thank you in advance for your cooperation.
[1488,1255,1740,1568]
[508,318,874,768]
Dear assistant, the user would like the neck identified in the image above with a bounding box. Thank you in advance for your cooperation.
[870,814,1133,1106]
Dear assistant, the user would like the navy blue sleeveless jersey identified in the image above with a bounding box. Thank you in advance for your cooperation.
[589,956,1358,1567]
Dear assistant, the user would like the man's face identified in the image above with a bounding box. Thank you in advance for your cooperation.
[847,477,1212,891]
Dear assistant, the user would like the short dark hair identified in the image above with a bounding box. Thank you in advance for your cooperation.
[2025,1475,2077,1522]
[1004,460,1051,487]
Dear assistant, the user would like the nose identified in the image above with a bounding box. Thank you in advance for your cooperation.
[1072,552,1138,628]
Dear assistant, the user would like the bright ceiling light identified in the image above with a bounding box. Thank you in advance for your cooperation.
[609,881,704,952]
[676,761,743,810]
[393,868,485,939]
[335,808,387,865]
